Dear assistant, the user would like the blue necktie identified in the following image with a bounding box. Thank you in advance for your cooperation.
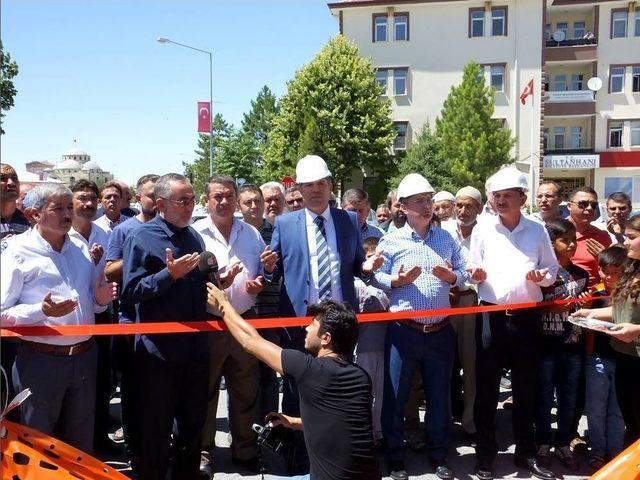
[314,216,332,301]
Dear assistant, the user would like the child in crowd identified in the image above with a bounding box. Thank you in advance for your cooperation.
[584,246,626,470]
[536,219,590,471]
[354,236,390,446]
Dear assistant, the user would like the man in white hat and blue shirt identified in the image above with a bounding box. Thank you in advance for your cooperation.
[467,167,558,480]
[262,154,382,472]
[374,173,467,480]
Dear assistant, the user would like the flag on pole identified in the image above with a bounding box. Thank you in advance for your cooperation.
[197,101,211,133]
[520,79,534,105]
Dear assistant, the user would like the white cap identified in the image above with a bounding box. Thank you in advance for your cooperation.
[397,173,435,201]
[455,186,483,205]
[295,155,331,184]
[488,167,528,193]
[433,191,455,203]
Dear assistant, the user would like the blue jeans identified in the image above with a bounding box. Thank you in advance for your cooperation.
[382,322,454,462]
[585,356,625,458]
[536,350,582,447]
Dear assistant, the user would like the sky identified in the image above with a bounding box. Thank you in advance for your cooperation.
[1,0,338,184]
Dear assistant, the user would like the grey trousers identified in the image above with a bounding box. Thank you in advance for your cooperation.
[12,341,97,453]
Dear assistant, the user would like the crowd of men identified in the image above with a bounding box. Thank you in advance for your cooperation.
[1,157,639,480]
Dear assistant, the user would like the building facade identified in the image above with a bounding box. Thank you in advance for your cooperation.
[37,147,114,186]
[328,0,640,208]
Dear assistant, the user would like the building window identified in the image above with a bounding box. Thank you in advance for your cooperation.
[543,128,549,150]
[554,74,567,91]
[394,13,409,41]
[571,74,583,91]
[635,9,640,36]
[470,9,484,37]
[394,122,408,150]
[570,126,582,149]
[609,121,623,147]
[631,121,640,147]
[490,65,505,91]
[491,8,506,36]
[556,22,568,38]
[610,67,625,93]
[573,21,586,39]
[373,14,388,42]
[393,69,408,96]
[375,69,388,94]
[554,127,565,149]
[612,10,627,38]
[633,66,640,92]
[545,23,552,40]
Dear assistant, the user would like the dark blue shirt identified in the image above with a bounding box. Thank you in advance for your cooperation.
[122,215,208,363]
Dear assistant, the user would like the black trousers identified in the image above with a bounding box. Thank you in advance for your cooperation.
[93,309,113,452]
[615,351,640,444]
[135,349,209,480]
[474,308,539,463]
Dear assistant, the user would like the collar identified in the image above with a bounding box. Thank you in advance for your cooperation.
[204,215,242,247]
[32,227,72,254]
[493,213,526,234]
[400,222,436,241]
[305,206,332,224]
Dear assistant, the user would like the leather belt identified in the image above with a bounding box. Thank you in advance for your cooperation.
[399,319,450,333]
[23,338,94,356]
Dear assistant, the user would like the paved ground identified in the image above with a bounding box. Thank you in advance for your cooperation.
[104,388,593,480]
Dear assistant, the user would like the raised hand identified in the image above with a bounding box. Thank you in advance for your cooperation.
[467,267,487,283]
[432,259,456,285]
[207,281,229,310]
[166,248,199,280]
[586,238,605,259]
[606,217,623,235]
[525,268,549,283]
[260,246,278,274]
[245,275,265,295]
[41,292,77,317]
[89,243,104,265]
[392,264,422,287]
[95,271,118,306]
[362,250,384,274]
[219,261,244,289]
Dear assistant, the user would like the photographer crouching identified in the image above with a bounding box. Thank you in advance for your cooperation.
[206,282,381,480]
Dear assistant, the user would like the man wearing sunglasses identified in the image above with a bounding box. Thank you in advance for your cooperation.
[566,186,612,288]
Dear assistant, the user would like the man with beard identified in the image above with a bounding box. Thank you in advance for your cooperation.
[1,163,29,243]
[386,189,407,233]
[1,184,117,453]
[95,181,130,233]
[442,186,483,441]
[433,191,456,222]
[530,181,564,224]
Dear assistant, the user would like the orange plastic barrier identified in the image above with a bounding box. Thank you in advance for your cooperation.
[0,296,600,338]
[590,439,640,480]
[0,419,128,479]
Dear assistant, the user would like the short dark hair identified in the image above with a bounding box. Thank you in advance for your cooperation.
[136,174,160,193]
[598,245,628,268]
[307,300,359,357]
[205,174,237,196]
[545,218,576,243]
[238,184,263,199]
[569,185,597,201]
[342,188,369,207]
[607,191,631,208]
[69,179,99,198]
[538,180,561,195]
[100,181,123,198]
[285,185,300,196]
[363,236,379,253]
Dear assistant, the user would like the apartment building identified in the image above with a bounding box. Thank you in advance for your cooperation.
[328,0,640,208]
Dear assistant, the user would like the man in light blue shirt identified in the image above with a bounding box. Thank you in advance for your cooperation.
[375,173,467,480]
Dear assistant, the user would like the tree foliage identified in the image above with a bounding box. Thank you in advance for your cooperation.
[264,35,396,188]
[0,40,19,135]
[214,130,261,184]
[241,85,279,145]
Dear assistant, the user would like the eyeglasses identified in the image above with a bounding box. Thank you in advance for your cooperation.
[169,197,195,207]
[286,198,303,205]
[571,200,599,210]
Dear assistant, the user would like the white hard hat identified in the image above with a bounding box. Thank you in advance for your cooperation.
[488,167,528,193]
[295,155,331,184]
[433,191,455,203]
[397,173,435,201]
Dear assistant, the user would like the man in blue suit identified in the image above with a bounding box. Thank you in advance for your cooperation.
[262,154,382,472]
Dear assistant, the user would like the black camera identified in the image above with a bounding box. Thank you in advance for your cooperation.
[252,422,290,456]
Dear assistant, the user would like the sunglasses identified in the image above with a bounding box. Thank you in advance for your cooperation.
[571,200,599,210]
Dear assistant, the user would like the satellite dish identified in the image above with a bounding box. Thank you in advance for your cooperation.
[552,30,566,42]
[587,77,603,92]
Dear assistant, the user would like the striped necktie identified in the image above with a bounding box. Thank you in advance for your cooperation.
[314,215,332,301]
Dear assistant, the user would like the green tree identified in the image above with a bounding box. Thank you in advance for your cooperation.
[0,40,19,135]
[264,35,396,189]
[434,61,514,191]
[214,130,261,183]
[241,85,279,145]
[184,113,232,194]
[392,122,457,193]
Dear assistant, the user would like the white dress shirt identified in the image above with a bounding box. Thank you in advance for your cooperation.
[94,213,129,235]
[1,228,99,345]
[193,215,265,315]
[442,219,475,292]
[69,222,110,273]
[468,213,559,304]
[305,207,343,305]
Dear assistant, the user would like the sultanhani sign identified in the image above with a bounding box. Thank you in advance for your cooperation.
[543,154,600,169]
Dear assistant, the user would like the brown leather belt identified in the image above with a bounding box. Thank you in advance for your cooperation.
[23,338,94,356]
[399,319,450,333]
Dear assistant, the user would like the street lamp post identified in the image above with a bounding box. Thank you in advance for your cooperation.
[157,37,214,176]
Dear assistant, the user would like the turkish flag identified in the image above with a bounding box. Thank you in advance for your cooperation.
[520,79,534,105]
[197,101,211,133]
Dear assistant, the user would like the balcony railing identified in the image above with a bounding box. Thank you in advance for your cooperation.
[546,90,595,103]
[545,37,597,48]
[544,148,595,155]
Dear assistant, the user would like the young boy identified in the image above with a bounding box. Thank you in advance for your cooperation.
[354,236,390,445]
[584,246,626,470]
[536,219,589,471]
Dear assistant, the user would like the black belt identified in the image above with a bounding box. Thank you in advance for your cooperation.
[399,318,450,333]
[23,338,94,356]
